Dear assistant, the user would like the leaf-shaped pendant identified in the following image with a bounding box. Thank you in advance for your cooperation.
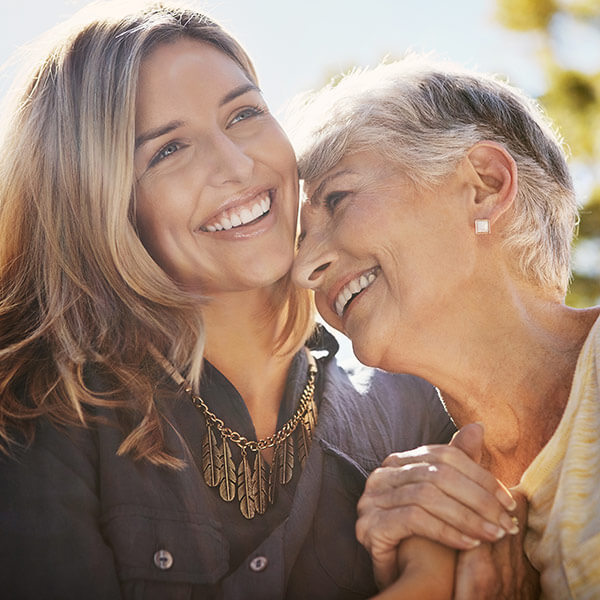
[253,451,268,515]
[279,435,294,485]
[219,438,237,502]
[310,398,318,427]
[307,397,318,431]
[268,445,279,505]
[201,426,223,488]
[297,420,311,469]
[238,452,256,519]
[303,407,315,437]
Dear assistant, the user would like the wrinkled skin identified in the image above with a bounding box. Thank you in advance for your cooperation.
[357,424,540,597]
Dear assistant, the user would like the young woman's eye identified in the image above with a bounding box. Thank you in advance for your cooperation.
[229,105,265,127]
[150,142,181,167]
[324,191,349,212]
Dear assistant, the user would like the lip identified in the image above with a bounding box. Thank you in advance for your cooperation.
[196,187,276,238]
[329,266,380,321]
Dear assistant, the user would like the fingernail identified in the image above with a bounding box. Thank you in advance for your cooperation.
[483,522,506,540]
[500,513,519,535]
[461,535,481,548]
[497,489,517,511]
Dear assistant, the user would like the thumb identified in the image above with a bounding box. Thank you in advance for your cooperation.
[450,423,484,464]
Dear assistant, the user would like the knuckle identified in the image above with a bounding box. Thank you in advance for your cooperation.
[382,452,403,467]
[356,494,372,515]
[434,463,454,485]
[355,519,367,544]
[435,445,455,462]
[403,503,425,523]
[364,466,386,489]
[417,481,440,504]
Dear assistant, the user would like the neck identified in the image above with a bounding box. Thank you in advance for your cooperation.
[389,286,599,486]
[201,287,298,440]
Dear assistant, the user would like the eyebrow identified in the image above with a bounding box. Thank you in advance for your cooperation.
[135,120,183,150]
[220,82,260,106]
[308,169,354,206]
[134,83,261,150]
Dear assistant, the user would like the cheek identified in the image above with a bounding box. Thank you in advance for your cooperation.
[259,125,297,180]
[315,293,340,330]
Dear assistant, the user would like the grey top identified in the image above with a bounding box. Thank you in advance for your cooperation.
[0,327,455,599]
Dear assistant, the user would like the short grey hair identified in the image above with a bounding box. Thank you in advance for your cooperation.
[287,55,577,295]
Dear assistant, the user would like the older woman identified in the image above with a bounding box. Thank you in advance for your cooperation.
[291,56,600,598]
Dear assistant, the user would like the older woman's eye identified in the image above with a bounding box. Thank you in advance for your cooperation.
[324,191,349,212]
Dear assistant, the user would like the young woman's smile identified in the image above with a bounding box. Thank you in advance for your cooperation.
[134,39,299,296]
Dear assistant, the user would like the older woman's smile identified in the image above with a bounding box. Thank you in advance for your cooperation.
[333,267,379,317]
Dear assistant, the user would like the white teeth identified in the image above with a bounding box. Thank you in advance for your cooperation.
[251,202,263,219]
[334,269,378,318]
[201,192,271,232]
[240,208,253,224]
[349,279,361,294]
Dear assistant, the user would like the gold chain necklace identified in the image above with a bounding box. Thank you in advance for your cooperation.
[185,349,318,519]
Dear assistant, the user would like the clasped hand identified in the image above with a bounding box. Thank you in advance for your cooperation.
[356,423,540,598]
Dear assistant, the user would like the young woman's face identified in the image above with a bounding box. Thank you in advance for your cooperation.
[293,151,476,370]
[134,39,299,296]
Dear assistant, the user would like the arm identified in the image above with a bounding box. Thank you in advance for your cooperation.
[356,424,519,588]
[0,421,122,599]
[372,537,455,600]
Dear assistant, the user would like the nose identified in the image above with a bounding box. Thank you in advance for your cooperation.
[207,132,253,186]
[292,227,338,290]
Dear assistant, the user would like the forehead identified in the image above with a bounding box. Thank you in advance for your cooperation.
[303,152,395,203]
[136,38,252,115]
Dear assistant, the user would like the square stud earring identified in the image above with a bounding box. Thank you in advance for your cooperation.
[474,219,491,234]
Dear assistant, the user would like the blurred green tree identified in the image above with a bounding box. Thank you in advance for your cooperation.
[496,0,600,306]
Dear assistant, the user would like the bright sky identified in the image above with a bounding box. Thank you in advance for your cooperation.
[1,0,546,113]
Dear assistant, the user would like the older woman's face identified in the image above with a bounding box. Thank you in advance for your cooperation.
[134,38,298,296]
[293,151,476,370]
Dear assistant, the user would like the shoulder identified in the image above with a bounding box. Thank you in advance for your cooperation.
[317,356,455,470]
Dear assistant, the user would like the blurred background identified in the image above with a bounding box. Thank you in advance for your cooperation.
[1,0,598,314]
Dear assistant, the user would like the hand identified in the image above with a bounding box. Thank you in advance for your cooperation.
[454,491,540,599]
[356,424,518,589]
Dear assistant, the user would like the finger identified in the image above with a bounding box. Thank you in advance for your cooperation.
[356,503,484,554]
[382,445,516,511]
[360,478,511,543]
[450,423,484,463]
[363,464,517,537]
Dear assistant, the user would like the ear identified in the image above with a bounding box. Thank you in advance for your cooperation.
[464,141,518,226]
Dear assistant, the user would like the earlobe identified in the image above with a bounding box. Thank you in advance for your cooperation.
[466,141,518,226]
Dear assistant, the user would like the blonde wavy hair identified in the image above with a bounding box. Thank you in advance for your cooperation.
[0,1,313,467]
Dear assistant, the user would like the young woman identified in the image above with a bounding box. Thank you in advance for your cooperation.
[292,56,600,598]
[0,4,517,598]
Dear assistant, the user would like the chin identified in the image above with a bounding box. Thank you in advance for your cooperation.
[351,336,385,369]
